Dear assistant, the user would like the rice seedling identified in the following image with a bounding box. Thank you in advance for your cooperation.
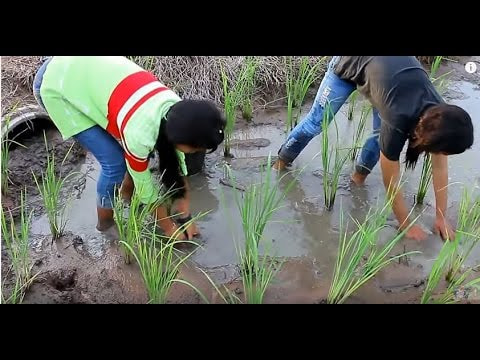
[421,188,480,304]
[420,240,454,304]
[415,56,451,202]
[347,90,359,121]
[321,102,354,210]
[1,190,37,304]
[285,56,326,132]
[228,154,298,303]
[32,132,78,240]
[1,116,13,195]
[416,56,451,204]
[429,55,451,95]
[350,102,372,162]
[113,189,155,265]
[221,64,239,158]
[120,214,204,304]
[327,195,420,304]
[220,59,260,156]
[444,189,480,281]
[1,106,26,196]
[236,56,258,121]
[415,153,433,205]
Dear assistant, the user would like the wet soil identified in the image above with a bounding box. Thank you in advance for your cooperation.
[2,120,86,217]
[2,56,480,304]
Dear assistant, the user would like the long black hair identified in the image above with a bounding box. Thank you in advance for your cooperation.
[405,104,474,169]
[155,99,225,199]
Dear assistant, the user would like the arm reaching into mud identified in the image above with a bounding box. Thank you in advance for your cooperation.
[380,152,427,241]
[431,153,455,240]
[174,177,199,240]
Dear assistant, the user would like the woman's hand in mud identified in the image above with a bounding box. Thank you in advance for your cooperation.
[162,223,187,241]
[433,218,455,241]
[184,221,200,240]
[404,224,428,241]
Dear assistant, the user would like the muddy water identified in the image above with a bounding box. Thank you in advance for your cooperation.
[188,78,480,277]
[27,76,480,301]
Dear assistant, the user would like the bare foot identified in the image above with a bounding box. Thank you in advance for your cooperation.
[272,159,287,171]
[350,171,367,186]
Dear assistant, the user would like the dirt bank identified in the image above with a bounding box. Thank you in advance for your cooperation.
[2,122,86,217]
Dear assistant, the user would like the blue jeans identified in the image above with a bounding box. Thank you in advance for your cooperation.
[278,56,382,175]
[33,58,126,209]
[33,57,52,111]
[74,127,127,209]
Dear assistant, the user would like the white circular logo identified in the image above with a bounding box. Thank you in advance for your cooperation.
[465,61,477,74]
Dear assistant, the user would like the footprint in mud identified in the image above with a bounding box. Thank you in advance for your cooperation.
[46,269,78,292]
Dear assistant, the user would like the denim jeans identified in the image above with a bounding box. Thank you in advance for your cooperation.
[278,56,382,175]
[33,57,126,209]
[74,126,127,208]
[33,57,52,111]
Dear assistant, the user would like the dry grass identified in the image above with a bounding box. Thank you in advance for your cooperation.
[1,56,44,113]
[1,56,439,117]
[2,56,327,113]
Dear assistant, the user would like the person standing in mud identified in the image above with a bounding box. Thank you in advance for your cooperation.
[33,56,225,240]
[273,56,474,241]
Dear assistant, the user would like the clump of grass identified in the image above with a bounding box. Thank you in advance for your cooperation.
[113,189,155,265]
[1,116,13,195]
[221,65,238,158]
[347,90,359,121]
[415,153,433,205]
[327,196,420,304]
[429,55,451,96]
[221,59,261,156]
[32,132,77,240]
[421,187,480,304]
[228,154,297,304]
[420,240,454,304]
[285,56,326,132]
[1,190,37,304]
[120,208,205,304]
[1,106,26,196]
[415,56,451,204]
[351,102,372,162]
[236,57,258,121]
[444,188,480,282]
[321,103,354,210]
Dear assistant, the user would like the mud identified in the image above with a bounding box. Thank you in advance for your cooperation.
[2,56,480,304]
[2,120,86,216]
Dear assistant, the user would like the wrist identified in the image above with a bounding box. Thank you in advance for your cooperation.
[435,208,446,219]
[158,217,177,231]
[176,213,192,224]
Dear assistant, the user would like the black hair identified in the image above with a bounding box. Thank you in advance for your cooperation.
[405,104,474,169]
[155,99,225,199]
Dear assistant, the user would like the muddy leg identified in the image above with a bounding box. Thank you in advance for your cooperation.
[96,207,115,231]
[120,172,134,202]
[73,126,126,233]
[275,56,355,170]
[351,108,381,185]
